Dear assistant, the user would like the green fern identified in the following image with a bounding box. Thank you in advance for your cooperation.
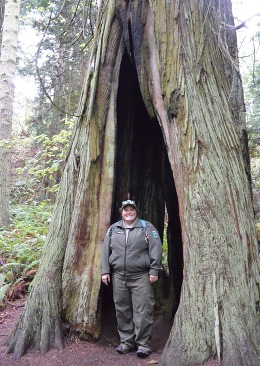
[0,202,53,302]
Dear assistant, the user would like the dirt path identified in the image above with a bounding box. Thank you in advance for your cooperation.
[0,298,171,366]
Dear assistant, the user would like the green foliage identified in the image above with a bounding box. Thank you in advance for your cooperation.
[244,68,260,142]
[241,35,260,239]
[18,0,98,135]
[242,36,260,135]
[16,119,73,198]
[0,139,12,148]
[11,180,37,204]
[162,222,168,270]
[0,201,53,306]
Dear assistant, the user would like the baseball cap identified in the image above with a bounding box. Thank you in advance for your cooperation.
[121,200,137,209]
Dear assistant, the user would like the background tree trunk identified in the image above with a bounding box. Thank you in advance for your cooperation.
[6,0,260,365]
[0,0,21,227]
[0,1,5,54]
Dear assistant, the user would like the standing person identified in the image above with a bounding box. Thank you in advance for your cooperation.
[101,199,162,358]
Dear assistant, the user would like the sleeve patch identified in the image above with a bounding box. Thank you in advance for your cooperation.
[152,230,159,239]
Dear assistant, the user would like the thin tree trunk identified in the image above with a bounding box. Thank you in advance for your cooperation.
[0,2,5,53]
[0,0,21,227]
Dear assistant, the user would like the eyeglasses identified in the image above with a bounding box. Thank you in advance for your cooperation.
[122,200,136,206]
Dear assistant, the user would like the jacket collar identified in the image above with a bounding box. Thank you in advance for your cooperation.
[116,218,142,229]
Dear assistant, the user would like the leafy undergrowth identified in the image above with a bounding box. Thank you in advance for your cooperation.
[0,201,53,307]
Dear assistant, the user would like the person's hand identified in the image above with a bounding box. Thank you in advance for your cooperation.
[101,274,110,285]
[149,275,158,284]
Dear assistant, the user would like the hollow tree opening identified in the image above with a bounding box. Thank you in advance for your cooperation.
[101,50,183,337]
[164,157,183,316]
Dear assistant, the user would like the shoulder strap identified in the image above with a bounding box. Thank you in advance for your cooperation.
[140,219,146,230]
[108,222,117,236]
[140,219,149,243]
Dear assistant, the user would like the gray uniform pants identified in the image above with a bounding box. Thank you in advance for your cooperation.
[112,272,155,351]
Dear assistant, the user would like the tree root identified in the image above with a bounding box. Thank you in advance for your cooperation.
[4,273,63,359]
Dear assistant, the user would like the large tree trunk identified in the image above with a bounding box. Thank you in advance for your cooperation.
[143,1,259,365]
[6,0,259,365]
[0,0,21,227]
[6,1,122,357]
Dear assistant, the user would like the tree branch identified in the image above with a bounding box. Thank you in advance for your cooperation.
[234,13,260,30]
[35,10,80,118]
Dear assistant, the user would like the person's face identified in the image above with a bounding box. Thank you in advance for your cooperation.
[121,205,137,224]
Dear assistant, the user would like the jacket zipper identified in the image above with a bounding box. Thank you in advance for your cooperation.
[124,227,132,276]
[124,228,127,276]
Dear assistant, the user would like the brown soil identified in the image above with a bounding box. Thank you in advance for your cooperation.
[0,298,221,366]
[0,297,171,366]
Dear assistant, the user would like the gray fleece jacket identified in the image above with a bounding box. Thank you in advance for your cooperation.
[101,218,162,276]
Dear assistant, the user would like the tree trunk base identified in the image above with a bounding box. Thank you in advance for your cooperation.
[4,274,63,359]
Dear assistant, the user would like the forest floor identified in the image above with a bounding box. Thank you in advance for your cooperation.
[0,297,221,366]
[1,297,165,366]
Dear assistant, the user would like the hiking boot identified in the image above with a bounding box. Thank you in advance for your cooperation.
[136,347,152,358]
[116,343,135,354]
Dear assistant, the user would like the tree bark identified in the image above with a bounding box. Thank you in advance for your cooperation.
[0,2,5,54]
[5,162,75,358]
[6,0,260,365]
[0,0,21,227]
[140,1,259,365]
[6,0,123,357]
